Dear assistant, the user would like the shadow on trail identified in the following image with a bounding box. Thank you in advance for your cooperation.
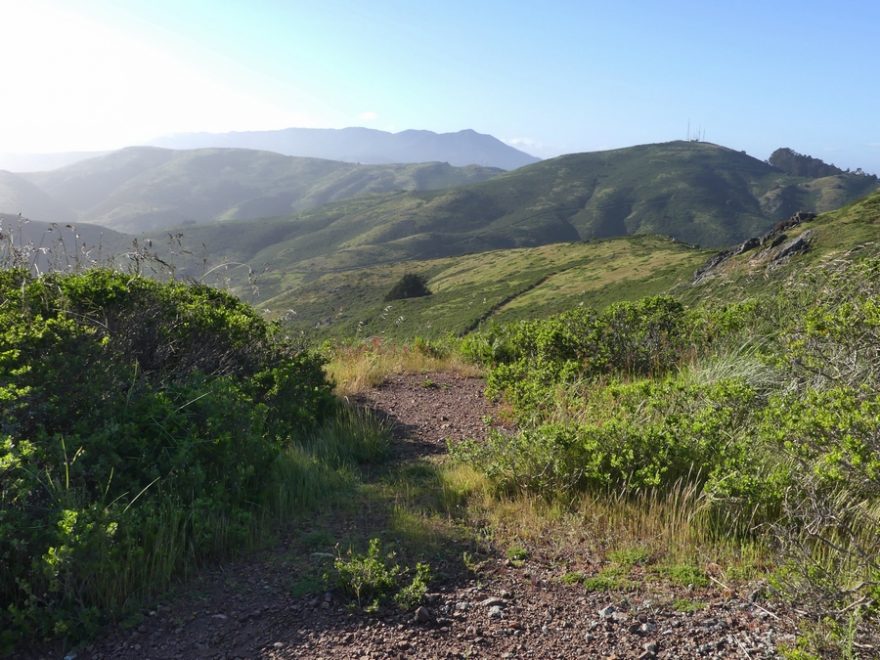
[78,373,499,659]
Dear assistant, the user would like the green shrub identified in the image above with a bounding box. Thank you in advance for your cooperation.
[0,269,335,649]
[331,538,432,611]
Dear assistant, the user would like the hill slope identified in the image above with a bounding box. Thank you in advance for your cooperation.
[257,235,708,339]
[254,188,880,339]
[17,147,503,232]
[0,213,133,269]
[0,171,76,224]
[151,126,540,170]
[164,141,879,286]
[685,189,880,300]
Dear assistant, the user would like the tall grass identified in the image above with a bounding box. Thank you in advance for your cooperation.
[326,337,481,395]
[442,463,768,575]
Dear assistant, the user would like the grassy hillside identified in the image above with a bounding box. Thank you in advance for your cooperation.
[685,189,880,301]
[19,147,502,232]
[157,142,877,288]
[250,236,708,339]
[238,189,880,340]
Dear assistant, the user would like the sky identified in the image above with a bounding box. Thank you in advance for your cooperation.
[2,0,879,172]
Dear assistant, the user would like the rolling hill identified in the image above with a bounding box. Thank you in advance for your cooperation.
[0,171,77,224]
[150,126,540,170]
[12,147,502,232]
[248,188,880,339]
[159,141,879,286]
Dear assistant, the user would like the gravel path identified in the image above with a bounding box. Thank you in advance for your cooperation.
[64,373,796,659]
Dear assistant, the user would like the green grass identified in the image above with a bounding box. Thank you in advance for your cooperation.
[672,598,707,613]
[257,234,708,339]
[583,566,638,592]
[187,185,880,341]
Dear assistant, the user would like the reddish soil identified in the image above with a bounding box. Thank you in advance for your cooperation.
[58,373,795,659]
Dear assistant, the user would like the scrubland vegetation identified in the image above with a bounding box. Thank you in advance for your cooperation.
[4,191,880,657]
[321,255,880,655]
[444,261,880,656]
[0,269,389,651]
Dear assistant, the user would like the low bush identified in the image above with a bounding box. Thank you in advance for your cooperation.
[331,538,432,612]
[0,269,337,649]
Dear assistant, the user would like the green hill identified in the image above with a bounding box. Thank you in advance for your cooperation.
[224,189,880,340]
[165,142,878,281]
[18,147,503,232]
[257,235,708,339]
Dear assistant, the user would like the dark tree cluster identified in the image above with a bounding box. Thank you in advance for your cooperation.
[768,147,876,179]
[384,273,432,301]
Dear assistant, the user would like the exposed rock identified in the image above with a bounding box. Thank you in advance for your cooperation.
[692,249,733,284]
[598,605,616,618]
[733,237,760,255]
[414,606,432,624]
[766,233,788,249]
[773,229,814,263]
[696,210,817,283]
[760,210,816,246]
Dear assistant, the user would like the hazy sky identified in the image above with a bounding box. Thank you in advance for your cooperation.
[3,0,879,171]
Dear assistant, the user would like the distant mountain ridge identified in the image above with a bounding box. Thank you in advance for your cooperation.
[150,126,540,170]
[0,171,76,224]
[9,147,502,232]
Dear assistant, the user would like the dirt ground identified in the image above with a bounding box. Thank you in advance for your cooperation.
[58,373,796,659]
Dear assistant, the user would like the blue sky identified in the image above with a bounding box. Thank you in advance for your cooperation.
[4,0,879,171]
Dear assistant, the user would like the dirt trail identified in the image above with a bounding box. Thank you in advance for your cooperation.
[69,373,794,659]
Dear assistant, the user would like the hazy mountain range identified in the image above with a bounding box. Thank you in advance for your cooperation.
[150,127,540,170]
[1,147,502,232]
[0,127,537,174]
[2,140,877,264]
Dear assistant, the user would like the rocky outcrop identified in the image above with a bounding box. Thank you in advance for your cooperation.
[692,249,734,284]
[772,229,815,264]
[760,211,816,245]
[692,211,817,284]
[733,237,760,255]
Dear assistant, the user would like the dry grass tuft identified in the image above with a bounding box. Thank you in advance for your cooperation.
[326,338,481,395]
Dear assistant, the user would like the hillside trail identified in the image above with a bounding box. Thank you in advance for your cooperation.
[75,372,795,660]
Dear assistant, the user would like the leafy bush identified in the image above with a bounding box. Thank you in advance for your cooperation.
[455,374,781,519]
[331,538,431,611]
[0,269,335,649]
[455,261,880,653]
[332,538,400,609]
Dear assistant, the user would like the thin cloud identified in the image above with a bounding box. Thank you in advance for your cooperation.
[358,111,379,122]
[505,137,542,149]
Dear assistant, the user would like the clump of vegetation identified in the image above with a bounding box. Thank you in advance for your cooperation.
[0,268,384,650]
[384,273,432,301]
[449,258,880,654]
[331,537,431,612]
[324,335,479,395]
